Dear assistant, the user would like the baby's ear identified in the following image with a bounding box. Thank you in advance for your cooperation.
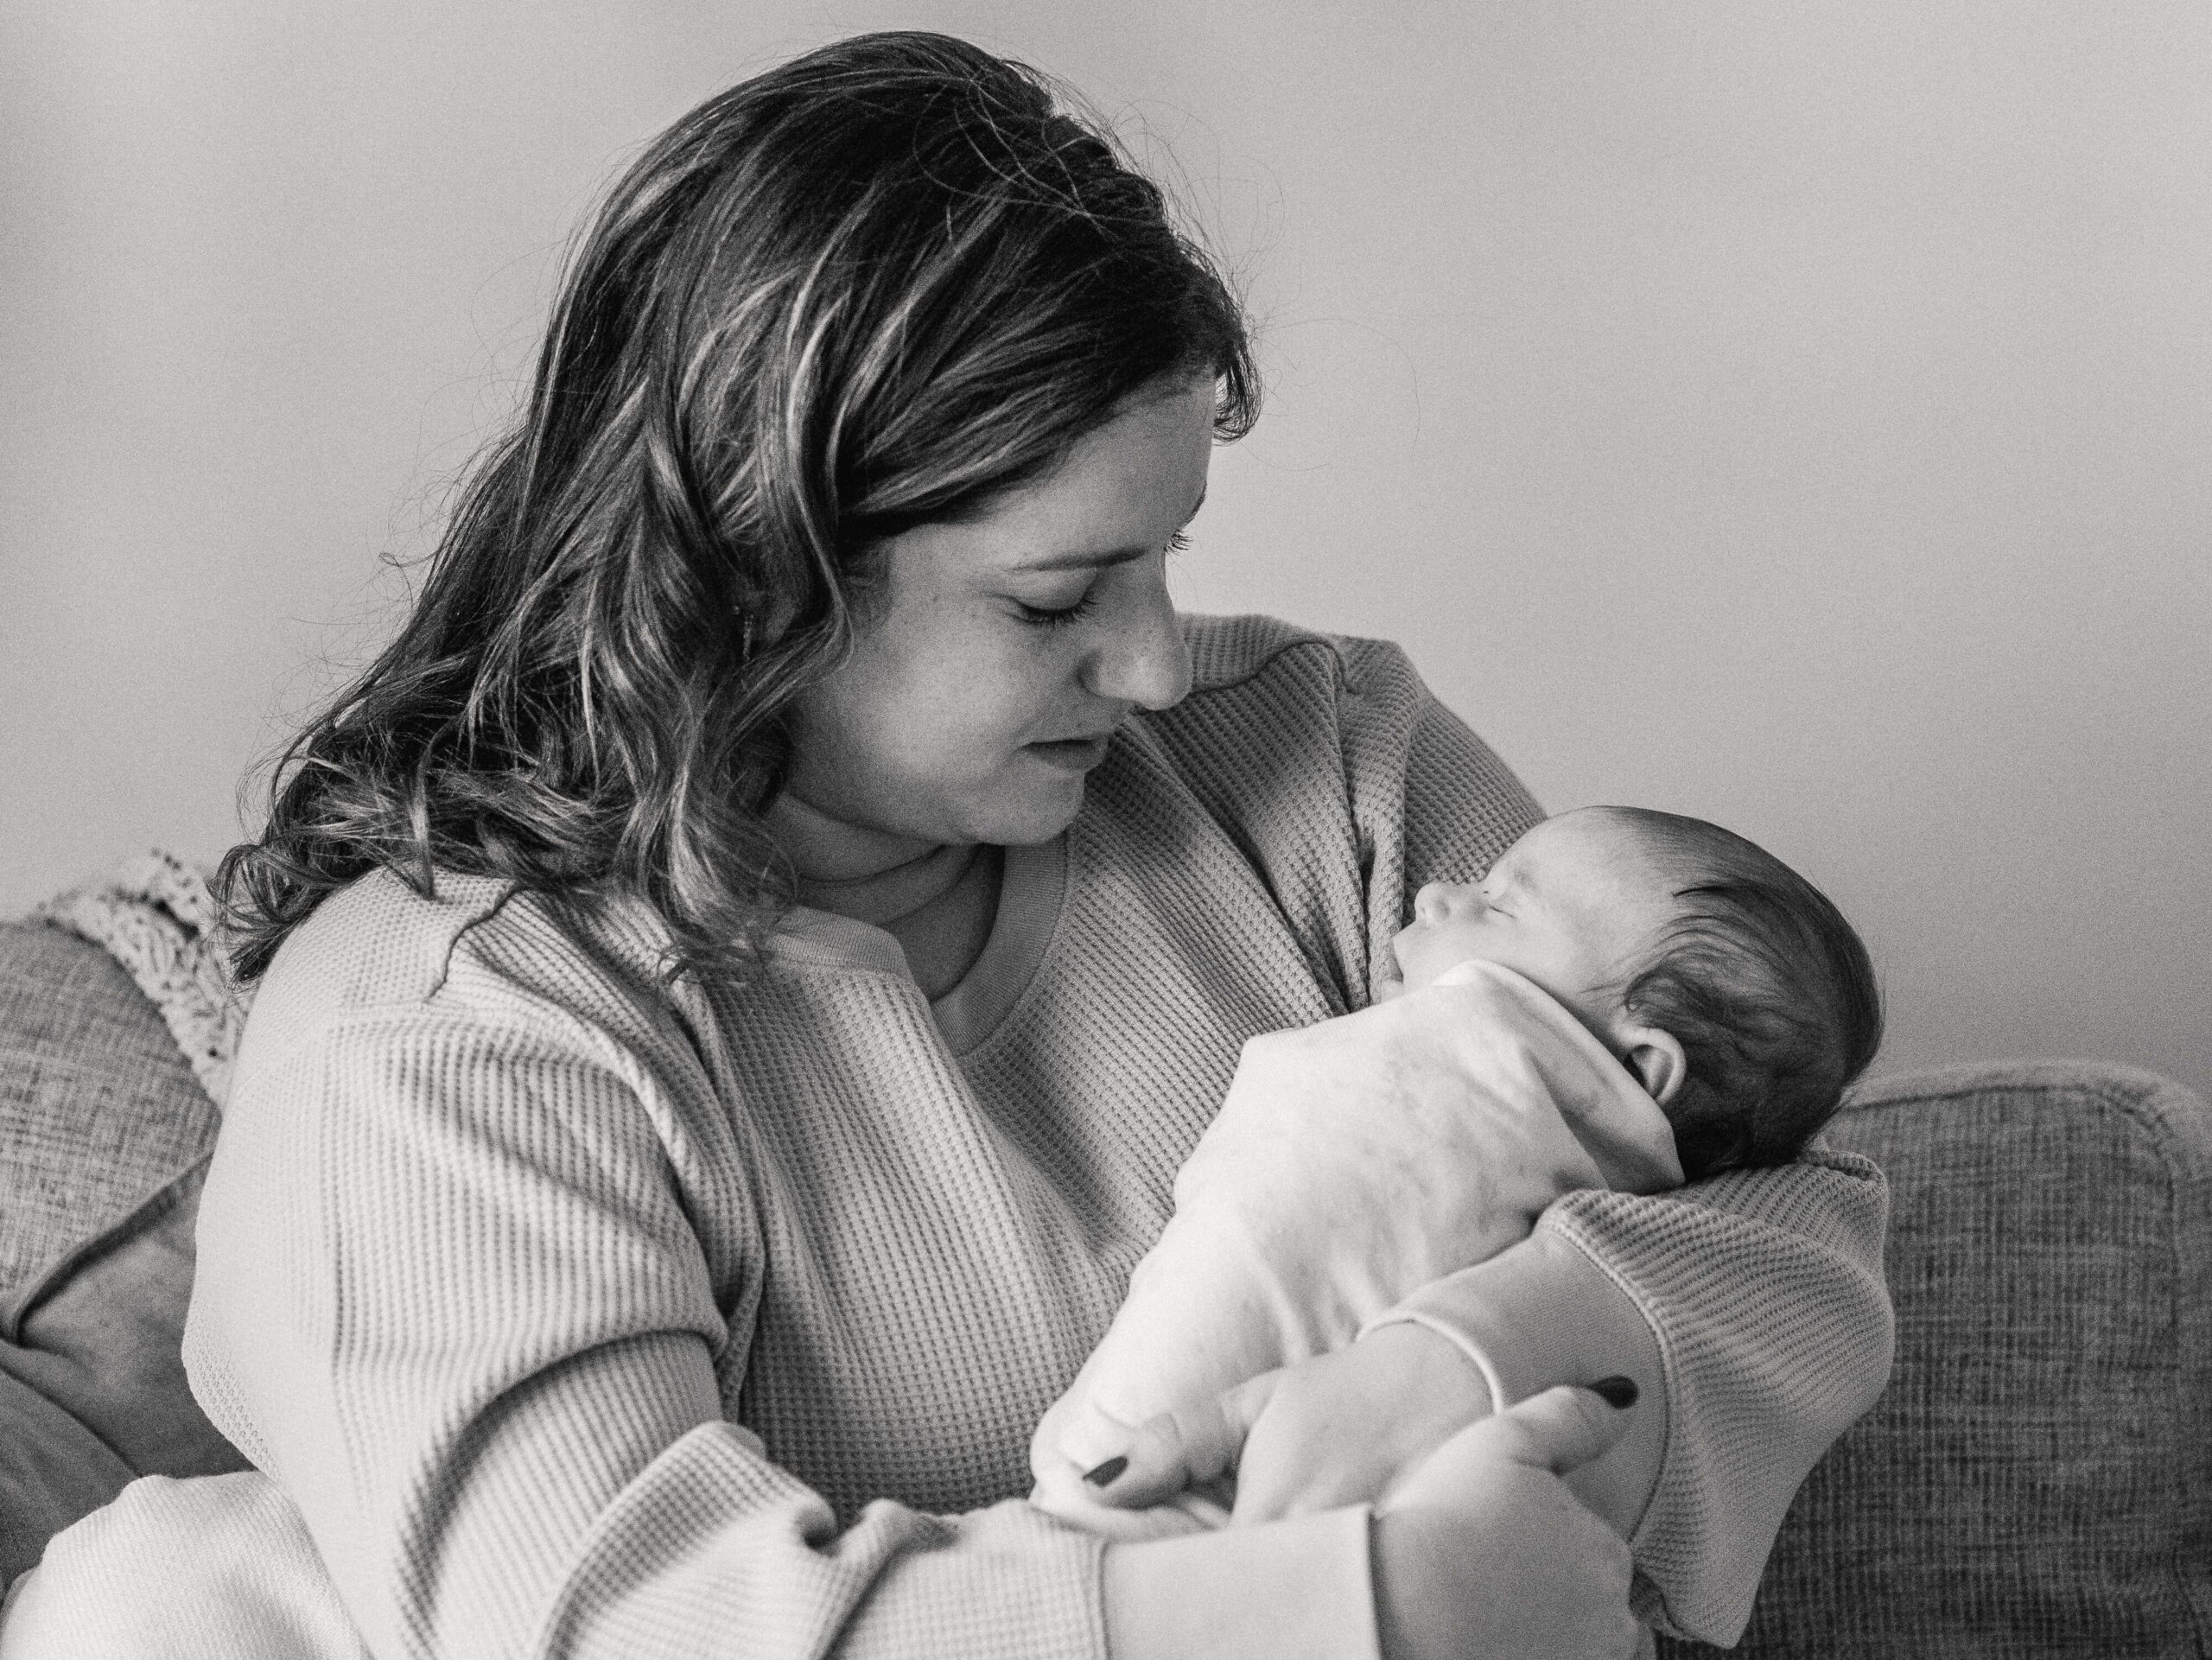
[1622,1025,1687,1106]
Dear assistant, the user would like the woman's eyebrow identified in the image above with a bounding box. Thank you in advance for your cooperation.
[1014,488,1207,571]
[1016,544,1159,572]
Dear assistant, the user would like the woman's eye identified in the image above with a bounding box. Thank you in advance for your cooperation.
[1013,535,1184,630]
[1015,590,1101,630]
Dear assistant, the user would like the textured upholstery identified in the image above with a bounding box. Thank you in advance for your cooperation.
[0,922,218,1329]
[1662,1061,2212,1658]
[0,923,246,1585]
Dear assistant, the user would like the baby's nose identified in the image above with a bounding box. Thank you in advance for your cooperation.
[1413,881,1456,924]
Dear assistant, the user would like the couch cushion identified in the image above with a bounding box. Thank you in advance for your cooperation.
[1662,1060,2212,1659]
[0,1367,137,1587]
[0,920,245,1586]
[0,922,219,1331]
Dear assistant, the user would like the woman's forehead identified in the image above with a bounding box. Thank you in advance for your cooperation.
[930,381,1216,572]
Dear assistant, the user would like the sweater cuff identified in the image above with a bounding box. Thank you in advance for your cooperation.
[1100,1504,1378,1660]
[1357,1227,1668,1542]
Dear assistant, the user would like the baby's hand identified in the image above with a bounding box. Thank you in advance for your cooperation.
[1083,1324,1494,1523]
[1073,1383,1270,1511]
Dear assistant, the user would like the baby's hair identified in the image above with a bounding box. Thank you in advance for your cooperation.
[1599,807,1883,1179]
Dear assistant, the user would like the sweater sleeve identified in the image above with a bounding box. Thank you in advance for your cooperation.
[1332,637,1897,1645]
[1370,1149,1892,1644]
[182,995,1107,1660]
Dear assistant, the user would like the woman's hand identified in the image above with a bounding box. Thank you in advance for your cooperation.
[1232,1323,1491,1521]
[1082,1323,1495,1522]
[1098,1383,1643,1660]
[1371,1383,1643,1660]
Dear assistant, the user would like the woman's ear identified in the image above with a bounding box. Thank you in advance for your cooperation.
[1620,1025,1687,1106]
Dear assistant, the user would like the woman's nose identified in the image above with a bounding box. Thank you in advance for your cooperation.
[1084,563,1192,712]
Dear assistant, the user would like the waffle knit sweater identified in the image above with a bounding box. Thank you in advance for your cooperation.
[170,615,1890,1659]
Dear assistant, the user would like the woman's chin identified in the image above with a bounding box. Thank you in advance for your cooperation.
[969,770,1090,846]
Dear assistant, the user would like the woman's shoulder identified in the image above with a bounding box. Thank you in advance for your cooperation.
[1141,614,1535,906]
[1177,612,1422,704]
[1151,613,1446,781]
[250,866,678,1044]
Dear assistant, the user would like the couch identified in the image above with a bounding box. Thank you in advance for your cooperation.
[3,909,2208,1656]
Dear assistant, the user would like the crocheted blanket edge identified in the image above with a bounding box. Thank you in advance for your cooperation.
[33,851,252,1111]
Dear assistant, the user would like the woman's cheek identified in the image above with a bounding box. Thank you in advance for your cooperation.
[906,645,1044,785]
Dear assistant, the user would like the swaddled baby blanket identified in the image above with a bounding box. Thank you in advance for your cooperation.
[1028,959,1683,1535]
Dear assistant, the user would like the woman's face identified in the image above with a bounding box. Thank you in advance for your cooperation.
[780,376,1215,855]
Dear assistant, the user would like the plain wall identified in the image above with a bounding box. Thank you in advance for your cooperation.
[3,1,2207,1101]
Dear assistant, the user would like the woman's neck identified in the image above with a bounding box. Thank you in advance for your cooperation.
[796,843,982,928]
[765,791,971,923]
[764,792,1002,995]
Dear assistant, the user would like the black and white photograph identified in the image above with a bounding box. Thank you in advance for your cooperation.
[2,4,2207,1656]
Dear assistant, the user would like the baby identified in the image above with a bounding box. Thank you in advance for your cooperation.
[1028,805,1882,1536]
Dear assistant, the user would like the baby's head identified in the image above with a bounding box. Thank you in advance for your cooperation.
[1387,805,1882,1178]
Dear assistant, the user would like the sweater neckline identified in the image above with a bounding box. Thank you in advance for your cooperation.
[765,835,1069,1054]
[929,836,1067,1055]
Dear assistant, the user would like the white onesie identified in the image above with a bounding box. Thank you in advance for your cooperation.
[1028,958,1684,1536]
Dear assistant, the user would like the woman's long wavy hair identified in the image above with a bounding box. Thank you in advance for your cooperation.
[220,31,1257,984]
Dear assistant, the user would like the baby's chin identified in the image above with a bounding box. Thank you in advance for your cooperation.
[1380,938,1499,1002]
[1376,940,1477,1002]
[1391,951,1496,1000]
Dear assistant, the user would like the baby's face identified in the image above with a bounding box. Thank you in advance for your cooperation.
[1384,808,1681,1034]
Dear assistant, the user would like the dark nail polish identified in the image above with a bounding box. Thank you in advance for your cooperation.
[1588,1376,1639,1409]
[1084,1455,1129,1486]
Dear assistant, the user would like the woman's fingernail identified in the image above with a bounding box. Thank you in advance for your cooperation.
[1588,1376,1639,1409]
[1083,1456,1129,1487]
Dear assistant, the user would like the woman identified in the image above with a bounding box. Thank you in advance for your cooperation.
[7,31,1888,1660]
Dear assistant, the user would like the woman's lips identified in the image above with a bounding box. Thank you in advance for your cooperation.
[1027,735,1113,771]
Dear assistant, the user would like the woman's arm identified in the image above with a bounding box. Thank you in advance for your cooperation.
[186,989,1110,1660]
[1371,1148,1892,1642]
[1105,1385,1648,1660]
[1104,1508,1379,1660]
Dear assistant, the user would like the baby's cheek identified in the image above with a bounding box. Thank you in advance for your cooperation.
[1392,927,1471,994]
